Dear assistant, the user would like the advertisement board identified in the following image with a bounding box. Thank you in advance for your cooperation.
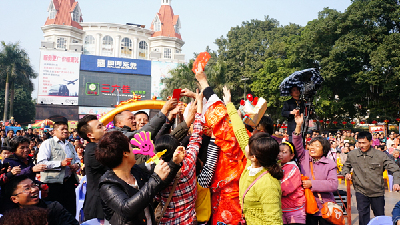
[151,61,179,99]
[80,55,151,75]
[37,50,81,105]
[78,71,151,107]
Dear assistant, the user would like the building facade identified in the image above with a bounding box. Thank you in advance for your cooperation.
[36,0,184,124]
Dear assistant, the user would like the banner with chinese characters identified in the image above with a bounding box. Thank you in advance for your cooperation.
[80,55,151,75]
[151,61,178,99]
[78,71,151,107]
[37,50,81,105]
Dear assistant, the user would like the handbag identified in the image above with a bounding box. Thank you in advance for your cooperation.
[301,174,319,214]
[310,161,345,225]
[238,170,269,225]
[155,170,181,224]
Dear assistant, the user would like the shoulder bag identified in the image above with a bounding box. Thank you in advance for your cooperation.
[310,161,345,225]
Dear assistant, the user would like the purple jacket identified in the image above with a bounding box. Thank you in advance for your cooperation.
[293,134,338,216]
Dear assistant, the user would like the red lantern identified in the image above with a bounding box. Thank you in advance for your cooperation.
[384,119,389,123]
[313,120,317,122]
[240,100,245,106]
[333,121,338,125]
[342,121,347,125]
[319,120,324,123]
[277,124,281,127]
[360,121,365,124]
[326,121,330,124]
[372,120,377,124]
[351,121,356,125]
[247,94,253,102]
[396,118,400,122]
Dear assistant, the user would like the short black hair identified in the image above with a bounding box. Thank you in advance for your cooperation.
[16,130,21,134]
[3,175,30,199]
[53,122,68,130]
[77,115,98,142]
[113,110,131,126]
[96,131,130,169]
[1,146,11,153]
[134,111,149,119]
[309,136,331,157]
[258,116,273,135]
[155,134,180,162]
[10,136,30,153]
[313,130,320,134]
[358,131,372,141]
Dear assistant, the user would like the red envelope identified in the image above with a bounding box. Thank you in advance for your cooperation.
[192,52,211,73]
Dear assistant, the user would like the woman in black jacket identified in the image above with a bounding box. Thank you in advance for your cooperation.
[96,131,184,225]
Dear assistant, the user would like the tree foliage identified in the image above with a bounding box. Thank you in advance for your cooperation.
[0,42,36,124]
[161,0,400,124]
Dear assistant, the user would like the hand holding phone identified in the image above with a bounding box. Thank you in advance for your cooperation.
[173,89,181,100]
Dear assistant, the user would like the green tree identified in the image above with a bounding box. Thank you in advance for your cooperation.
[0,42,36,123]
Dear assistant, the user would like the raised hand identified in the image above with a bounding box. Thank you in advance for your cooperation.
[161,98,178,115]
[154,160,170,180]
[181,88,196,99]
[195,89,203,113]
[172,146,186,165]
[223,86,231,105]
[294,111,303,125]
[130,131,155,157]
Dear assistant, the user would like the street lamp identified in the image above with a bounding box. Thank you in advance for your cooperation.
[241,77,249,99]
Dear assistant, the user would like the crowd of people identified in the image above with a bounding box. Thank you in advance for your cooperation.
[0,70,400,225]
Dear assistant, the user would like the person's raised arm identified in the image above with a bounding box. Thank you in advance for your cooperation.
[198,135,219,188]
[195,68,209,92]
[223,86,249,153]
[292,111,306,161]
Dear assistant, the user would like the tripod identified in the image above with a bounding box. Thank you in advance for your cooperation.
[301,99,318,145]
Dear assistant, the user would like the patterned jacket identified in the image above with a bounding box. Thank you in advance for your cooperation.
[159,113,203,225]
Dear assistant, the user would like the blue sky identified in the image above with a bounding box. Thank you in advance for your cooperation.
[0,0,351,98]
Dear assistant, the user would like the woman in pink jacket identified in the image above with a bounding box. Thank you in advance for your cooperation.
[279,141,306,224]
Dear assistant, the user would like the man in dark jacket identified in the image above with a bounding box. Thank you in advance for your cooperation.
[110,98,178,164]
[342,131,400,225]
[4,136,47,181]
[77,115,108,222]
[3,175,79,225]
[281,86,304,141]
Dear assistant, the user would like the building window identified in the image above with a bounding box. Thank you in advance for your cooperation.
[164,48,172,59]
[57,38,66,49]
[48,1,57,19]
[153,16,161,32]
[138,41,148,59]
[84,35,95,55]
[72,6,81,22]
[102,35,114,56]
[121,37,132,58]
[175,49,180,53]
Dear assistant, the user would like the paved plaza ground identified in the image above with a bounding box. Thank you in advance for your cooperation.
[338,182,400,225]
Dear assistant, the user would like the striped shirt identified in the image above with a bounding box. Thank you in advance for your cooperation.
[197,138,219,188]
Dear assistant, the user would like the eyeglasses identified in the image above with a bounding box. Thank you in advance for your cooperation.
[13,183,40,196]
